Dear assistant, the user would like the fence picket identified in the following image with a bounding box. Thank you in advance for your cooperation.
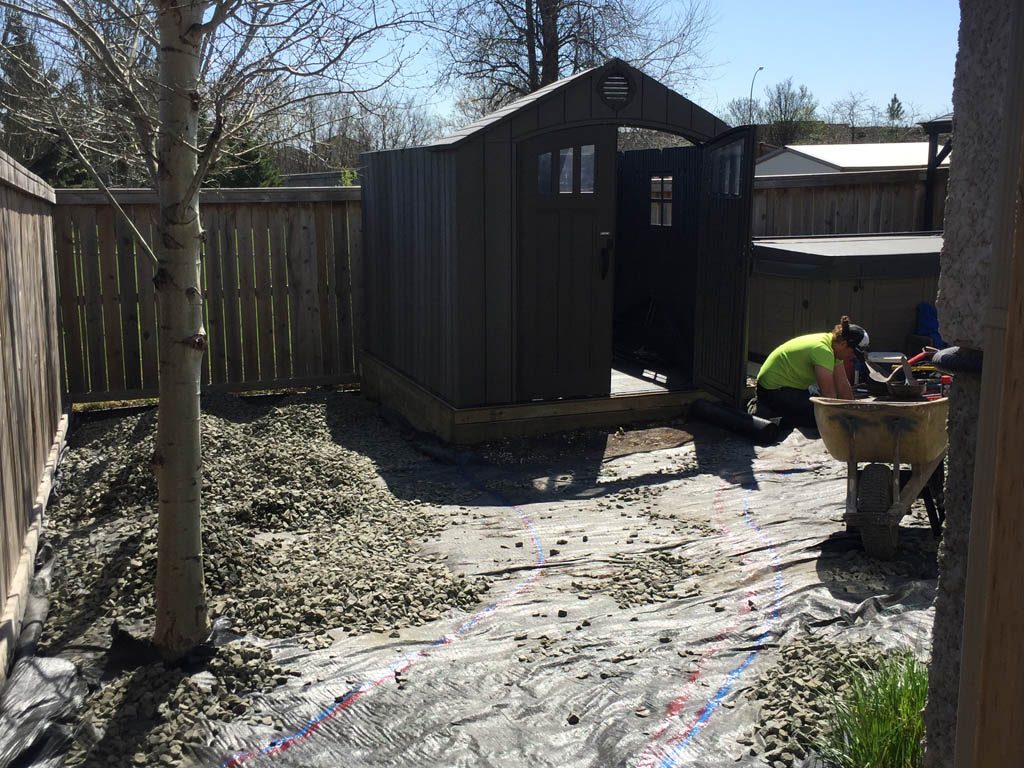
[202,205,227,385]
[315,205,338,376]
[0,154,62,677]
[251,205,275,381]
[269,205,292,380]
[287,204,318,378]
[333,203,355,376]
[114,210,142,391]
[71,206,105,393]
[235,206,259,380]
[219,205,243,383]
[53,206,85,394]
[51,189,360,400]
[97,206,125,392]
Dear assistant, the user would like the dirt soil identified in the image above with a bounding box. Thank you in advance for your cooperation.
[9,390,940,768]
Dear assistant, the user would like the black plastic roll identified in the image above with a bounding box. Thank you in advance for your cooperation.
[931,345,983,374]
[691,398,782,445]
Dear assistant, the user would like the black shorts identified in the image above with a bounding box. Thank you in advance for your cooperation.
[755,383,817,428]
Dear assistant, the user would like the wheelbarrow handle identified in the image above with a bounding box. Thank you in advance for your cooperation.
[907,347,939,366]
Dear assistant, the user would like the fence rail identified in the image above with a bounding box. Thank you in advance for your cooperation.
[0,152,63,677]
[752,167,948,236]
[53,188,362,401]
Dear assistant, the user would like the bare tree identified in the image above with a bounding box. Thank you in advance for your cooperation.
[358,90,454,150]
[439,0,714,113]
[829,90,870,142]
[1,0,426,659]
[759,77,818,146]
[722,96,758,127]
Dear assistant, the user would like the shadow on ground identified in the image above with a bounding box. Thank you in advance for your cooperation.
[322,394,764,508]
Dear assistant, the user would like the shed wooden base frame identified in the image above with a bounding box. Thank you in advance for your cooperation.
[361,354,705,444]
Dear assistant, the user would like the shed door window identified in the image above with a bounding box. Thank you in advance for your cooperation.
[559,148,574,193]
[710,139,744,197]
[537,152,552,194]
[537,144,597,195]
[580,145,595,193]
[650,175,673,226]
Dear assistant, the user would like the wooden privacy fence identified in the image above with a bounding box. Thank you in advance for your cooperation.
[53,188,362,401]
[0,152,65,678]
[752,167,949,236]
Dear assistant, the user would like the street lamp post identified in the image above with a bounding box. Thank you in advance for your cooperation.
[748,66,764,125]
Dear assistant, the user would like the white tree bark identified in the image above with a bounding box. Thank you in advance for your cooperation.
[152,0,211,659]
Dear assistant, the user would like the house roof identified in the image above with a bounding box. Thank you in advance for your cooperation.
[758,142,950,172]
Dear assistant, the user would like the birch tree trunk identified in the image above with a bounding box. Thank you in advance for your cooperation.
[152,0,211,659]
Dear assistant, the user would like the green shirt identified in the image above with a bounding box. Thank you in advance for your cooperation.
[758,332,837,391]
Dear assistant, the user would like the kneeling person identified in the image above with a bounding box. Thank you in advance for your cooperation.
[753,316,868,428]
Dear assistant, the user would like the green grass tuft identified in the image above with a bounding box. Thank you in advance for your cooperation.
[817,652,928,768]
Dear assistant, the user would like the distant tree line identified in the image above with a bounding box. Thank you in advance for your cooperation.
[723,77,938,146]
[1,0,717,187]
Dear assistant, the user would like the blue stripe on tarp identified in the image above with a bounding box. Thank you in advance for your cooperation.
[649,485,786,767]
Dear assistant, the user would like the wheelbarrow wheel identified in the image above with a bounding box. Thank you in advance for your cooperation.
[860,522,899,560]
[857,463,898,559]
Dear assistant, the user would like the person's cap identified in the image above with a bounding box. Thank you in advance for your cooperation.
[843,324,870,356]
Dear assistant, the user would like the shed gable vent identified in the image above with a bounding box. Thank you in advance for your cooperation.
[598,71,634,110]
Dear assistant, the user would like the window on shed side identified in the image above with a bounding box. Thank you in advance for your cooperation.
[650,175,673,226]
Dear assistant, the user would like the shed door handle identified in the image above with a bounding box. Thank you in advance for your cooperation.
[600,237,613,279]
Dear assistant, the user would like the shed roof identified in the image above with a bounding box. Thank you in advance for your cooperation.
[757,142,950,172]
[430,70,593,147]
[429,59,730,148]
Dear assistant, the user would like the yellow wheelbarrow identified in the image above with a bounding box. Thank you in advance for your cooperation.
[810,396,949,559]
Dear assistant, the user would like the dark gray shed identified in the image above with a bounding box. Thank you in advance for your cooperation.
[361,59,756,441]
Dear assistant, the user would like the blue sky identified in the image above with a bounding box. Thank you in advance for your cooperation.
[689,0,960,122]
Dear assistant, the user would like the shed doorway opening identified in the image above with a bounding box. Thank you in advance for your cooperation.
[612,130,700,396]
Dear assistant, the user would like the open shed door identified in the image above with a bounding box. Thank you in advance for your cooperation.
[517,126,618,400]
[694,127,756,403]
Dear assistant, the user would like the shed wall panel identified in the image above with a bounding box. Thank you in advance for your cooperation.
[539,93,566,129]
[454,141,488,406]
[440,153,456,400]
[641,79,669,124]
[484,126,514,403]
[511,108,540,138]
[691,107,718,141]
[667,98,694,136]
[361,149,458,401]
[564,77,593,122]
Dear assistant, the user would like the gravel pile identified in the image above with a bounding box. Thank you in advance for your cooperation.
[741,636,890,767]
[66,645,291,767]
[39,391,491,766]
[570,550,707,608]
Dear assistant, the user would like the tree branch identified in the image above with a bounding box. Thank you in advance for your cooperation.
[50,107,158,269]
